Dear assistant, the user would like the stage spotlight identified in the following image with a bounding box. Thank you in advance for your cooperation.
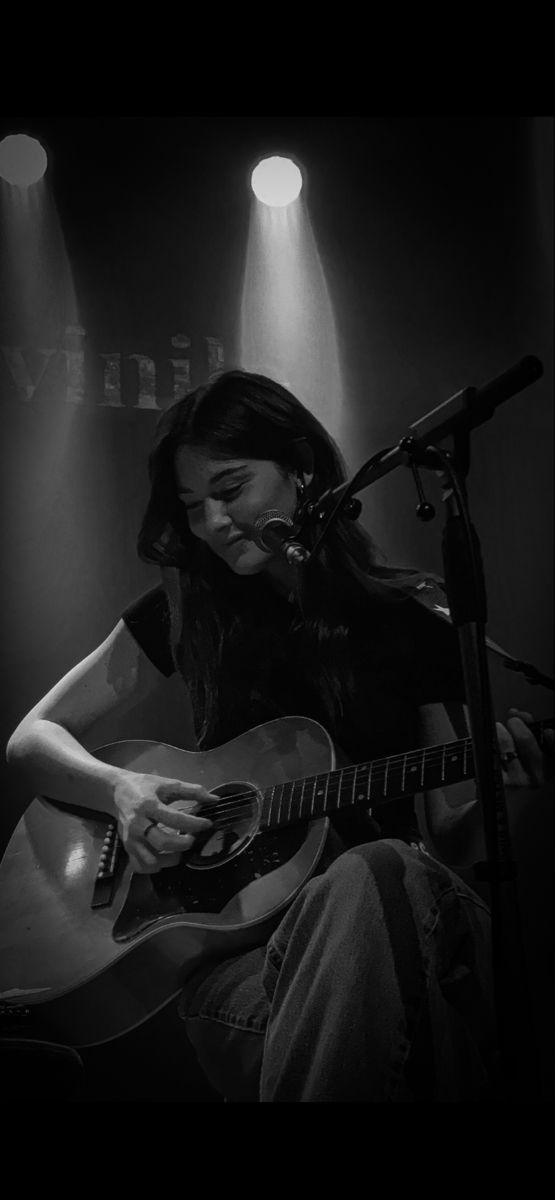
[0,134,48,187]
[251,156,303,208]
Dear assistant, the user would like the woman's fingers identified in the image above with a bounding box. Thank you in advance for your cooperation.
[115,773,218,872]
[507,714,545,785]
[496,721,531,786]
[144,825,196,855]
[157,780,217,812]
[127,841,163,874]
[128,837,185,874]
[496,712,545,787]
[508,708,533,723]
[509,709,554,772]
[149,798,213,854]
[153,791,214,832]
[132,790,212,867]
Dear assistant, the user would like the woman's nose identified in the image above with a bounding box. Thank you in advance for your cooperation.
[204,498,231,535]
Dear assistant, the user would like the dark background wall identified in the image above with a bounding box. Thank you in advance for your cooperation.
[0,115,552,1099]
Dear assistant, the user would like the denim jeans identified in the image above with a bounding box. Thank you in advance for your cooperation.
[178,839,495,1102]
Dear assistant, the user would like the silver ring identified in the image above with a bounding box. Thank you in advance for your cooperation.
[501,751,518,767]
[143,819,159,843]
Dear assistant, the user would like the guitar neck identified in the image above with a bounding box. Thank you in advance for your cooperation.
[260,717,554,832]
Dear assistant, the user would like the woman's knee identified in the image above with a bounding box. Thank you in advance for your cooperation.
[312,838,467,950]
[324,838,435,901]
[275,839,434,953]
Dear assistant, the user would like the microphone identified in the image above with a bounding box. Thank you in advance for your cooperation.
[252,509,310,565]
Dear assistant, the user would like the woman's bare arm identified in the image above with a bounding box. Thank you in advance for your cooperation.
[5,620,216,872]
[6,619,164,815]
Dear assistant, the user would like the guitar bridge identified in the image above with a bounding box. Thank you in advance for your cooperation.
[91,820,124,908]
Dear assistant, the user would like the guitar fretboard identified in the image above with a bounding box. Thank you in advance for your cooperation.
[259,717,553,832]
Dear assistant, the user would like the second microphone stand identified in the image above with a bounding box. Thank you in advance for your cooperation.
[404,433,537,1100]
[299,357,549,1100]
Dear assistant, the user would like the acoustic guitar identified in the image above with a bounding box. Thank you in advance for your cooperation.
[0,714,551,1048]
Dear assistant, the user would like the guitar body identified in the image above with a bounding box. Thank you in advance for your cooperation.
[0,717,334,1047]
[5,709,550,1050]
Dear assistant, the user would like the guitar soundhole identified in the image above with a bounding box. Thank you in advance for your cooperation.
[183,780,261,870]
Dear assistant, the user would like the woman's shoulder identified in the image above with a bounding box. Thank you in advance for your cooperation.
[121,584,174,677]
[121,584,169,623]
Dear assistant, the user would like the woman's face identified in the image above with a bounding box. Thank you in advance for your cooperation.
[174,445,299,575]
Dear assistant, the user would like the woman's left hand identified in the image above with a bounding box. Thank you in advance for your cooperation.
[496,708,554,789]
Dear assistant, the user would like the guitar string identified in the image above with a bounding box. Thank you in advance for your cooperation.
[204,758,474,829]
[193,740,478,820]
[123,717,553,854]
[109,719,551,858]
[193,714,552,820]
[155,717,552,828]
[191,765,473,830]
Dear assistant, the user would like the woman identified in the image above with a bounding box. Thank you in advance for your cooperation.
[6,370,550,1101]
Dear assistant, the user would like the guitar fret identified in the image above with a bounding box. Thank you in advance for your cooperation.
[276,782,285,826]
[297,778,305,820]
[445,746,460,786]
[306,776,314,819]
[353,766,362,803]
[351,764,366,803]
[335,772,342,811]
[268,783,275,826]
[263,787,274,829]
[301,776,310,819]
[260,717,552,833]
[312,774,326,819]
[272,784,281,825]
[327,771,339,812]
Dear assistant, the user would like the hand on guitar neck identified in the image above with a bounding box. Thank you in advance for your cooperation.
[420,706,554,869]
[497,708,554,789]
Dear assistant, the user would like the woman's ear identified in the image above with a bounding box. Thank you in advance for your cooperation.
[291,438,315,489]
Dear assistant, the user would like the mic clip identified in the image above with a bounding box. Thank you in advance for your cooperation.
[253,510,311,564]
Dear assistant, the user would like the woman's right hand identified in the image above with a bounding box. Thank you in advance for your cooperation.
[113,770,216,874]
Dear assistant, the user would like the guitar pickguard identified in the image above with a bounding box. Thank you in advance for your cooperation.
[112,824,309,942]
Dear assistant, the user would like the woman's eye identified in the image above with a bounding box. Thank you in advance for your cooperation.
[217,485,243,502]
[183,484,243,515]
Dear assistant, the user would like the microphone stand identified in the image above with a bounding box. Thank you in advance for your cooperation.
[302,356,548,1100]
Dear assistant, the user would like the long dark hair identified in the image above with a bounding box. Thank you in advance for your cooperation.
[138,370,420,745]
